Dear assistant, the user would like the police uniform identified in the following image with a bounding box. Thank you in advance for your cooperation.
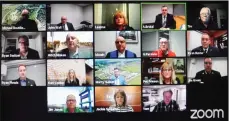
[194,70,221,85]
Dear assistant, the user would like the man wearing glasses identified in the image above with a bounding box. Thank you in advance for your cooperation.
[194,58,221,84]
[105,36,137,58]
[192,7,219,30]
[57,16,75,31]
[63,94,84,113]
[15,9,38,31]
[10,35,40,59]
[190,33,219,57]
[154,5,176,29]
[151,38,176,57]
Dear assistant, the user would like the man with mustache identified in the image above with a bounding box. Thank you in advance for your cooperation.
[192,7,218,30]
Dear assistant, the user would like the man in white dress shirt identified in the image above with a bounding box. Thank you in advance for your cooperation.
[57,16,75,31]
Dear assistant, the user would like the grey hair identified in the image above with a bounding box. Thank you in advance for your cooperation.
[200,7,211,15]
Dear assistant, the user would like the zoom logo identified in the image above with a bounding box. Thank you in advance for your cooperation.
[190,109,224,119]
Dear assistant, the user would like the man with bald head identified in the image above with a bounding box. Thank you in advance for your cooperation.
[58,33,92,58]
[57,16,75,31]
[105,36,137,58]
[190,33,219,57]
[151,38,176,57]
[63,94,84,113]
[192,7,218,30]
[15,9,38,31]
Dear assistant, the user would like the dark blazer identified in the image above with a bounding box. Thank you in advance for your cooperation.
[64,78,80,86]
[10,78,36,86]
[57,22,75,31]
[57,48,92,59]
[105,50,137,58]
[11,48,40,59]
[192,18,219,30]
[15,19,38,31]
[154,13,176,29]
[190,46,220,57]
[194,70,221,85]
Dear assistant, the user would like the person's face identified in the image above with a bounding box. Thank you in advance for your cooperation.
[204,58,212,72]
[159,40,168,51]
[69,71,74,78]
[115,93,124,106]
[115,37,126,52]
[115,15,125,26]
[19,38,28,52]
[67,96,76,109]
[201,34,210,49]
[161,7,168,15]
[200,8,210,23]
[114,69,119,77]
[163,92,172,105]
[66,34,77,51]
[61,17,67,24]
[18,66,26,79]
[162,67,172,79]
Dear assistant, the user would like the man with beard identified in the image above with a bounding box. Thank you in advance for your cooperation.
[105,36,137,58]
[58,33,91,58]
[151,38,176,57]
[11,35,40,59]
[15,9,38,31]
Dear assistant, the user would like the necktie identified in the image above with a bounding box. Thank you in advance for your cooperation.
[203,49,207,56]
[63,24,65,30]
[163,16,166,27]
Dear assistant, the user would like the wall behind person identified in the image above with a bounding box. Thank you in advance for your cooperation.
[187,31,202,51]
[142,31,186,56]
[51,4,93,29]
[83,5,93,25]
[173,4,185,16]
[129,4,140,30]
[187,57,227,78]
[3,61,46,86]
[95,31,141,57]
[142,4,173,24]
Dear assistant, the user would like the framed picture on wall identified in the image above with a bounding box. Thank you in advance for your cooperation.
[173,58,185,73]
[116,31,138,43]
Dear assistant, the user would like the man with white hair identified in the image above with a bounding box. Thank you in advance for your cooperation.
[63,94,84,113]
[15,9,38,31]
[58,33,92,58]
[151,38,176,57]
[57,16,75,31]
[192,7,218,30]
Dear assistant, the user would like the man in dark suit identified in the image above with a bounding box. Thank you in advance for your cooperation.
[10,64,36,86]
[154,6,176,29]
[15,9,38,31]
[194,58,221,85]
[58,33,91,59]
[57,16,75,31]
[190,33,220,57]
[106,36,137,58]
[10,35,40,59]
[192,7,219,30]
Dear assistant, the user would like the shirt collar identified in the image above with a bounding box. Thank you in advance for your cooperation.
[69,49,79,58]
[20,51,28,59]
[118,50,125,57]
[203,47,209,52]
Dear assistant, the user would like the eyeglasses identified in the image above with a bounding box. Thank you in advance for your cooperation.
[204,62,212,65]
[200,13,210,16]
[162,9,167,11]
[162,69,172,72]
[160,42,168,44]
[115,41,125,44]
[67,99,76,102]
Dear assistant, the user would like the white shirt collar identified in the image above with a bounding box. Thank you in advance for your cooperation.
[69,49,79,58]
[203,47,209,53]
[65,24,68,30]
[118,50,125,58]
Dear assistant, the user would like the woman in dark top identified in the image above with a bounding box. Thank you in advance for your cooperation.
[108,11,134,31]
[65,69,80,86]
